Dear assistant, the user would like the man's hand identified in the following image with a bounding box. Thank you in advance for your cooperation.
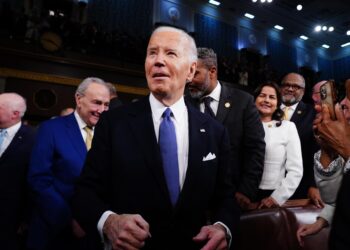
[315,104,350,159]
[235,192,252,211]
[103,214,150,250]
[258,196,279,209]
[307,187,324,208]
[72,219,86,238]
[193,224,228,250]
[296,218,328,247]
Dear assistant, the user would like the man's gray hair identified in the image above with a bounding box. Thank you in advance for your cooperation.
[197,47,217,69]
[152,26,198,63]
[282,72,306,88]
[75,77,108,96]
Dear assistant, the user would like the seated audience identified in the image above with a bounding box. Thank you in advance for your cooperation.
[254,82,303,208]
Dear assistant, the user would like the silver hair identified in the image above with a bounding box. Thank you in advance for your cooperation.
[75,77,108,96]
[0,92,27,117]
[151,26,198,63]
[197,47,217,69]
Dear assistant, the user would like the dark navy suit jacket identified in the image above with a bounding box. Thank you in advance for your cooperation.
[289,101,319,199]
[72,97,240,250]
[0,124,36,250]
[27,113,87,249]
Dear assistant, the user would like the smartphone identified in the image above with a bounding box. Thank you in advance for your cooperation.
[320,80,337,120]
[345,80,350,100]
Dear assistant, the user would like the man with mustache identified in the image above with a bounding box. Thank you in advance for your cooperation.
[280,73,322,206]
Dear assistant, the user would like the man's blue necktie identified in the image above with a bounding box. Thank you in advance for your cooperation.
[159,108,180,206]
[0,129,7,151]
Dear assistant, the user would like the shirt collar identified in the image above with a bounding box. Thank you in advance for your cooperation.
[149,93,186,122]
[3,121,21,137]
[74,111,93,130]
[281,102,299,111]
[204,81,221,102]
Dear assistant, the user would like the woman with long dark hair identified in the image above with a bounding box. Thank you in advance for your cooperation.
[254,82,303,208]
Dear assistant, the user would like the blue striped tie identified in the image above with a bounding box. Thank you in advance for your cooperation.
[159,108,180,206]
[0,129,7,152]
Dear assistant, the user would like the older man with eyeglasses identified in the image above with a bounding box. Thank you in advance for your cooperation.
[280,73,322,207]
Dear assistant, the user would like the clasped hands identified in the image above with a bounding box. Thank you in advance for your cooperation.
[103,213,229,250]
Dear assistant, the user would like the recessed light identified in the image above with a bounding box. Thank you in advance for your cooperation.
[322,26,328,31]
[252,0,258,2]
[267,0,273,3]
[244,13,255,19]
[300,35,308,40]
[209,0,220,6]
[346,30,350,36]
[341,42,350,47]
[328,26,334,32]
[274,25,284,30]
[261,0,266,3]
[322,44,330,49]
[296,4,303,11]
[315,25,321,32]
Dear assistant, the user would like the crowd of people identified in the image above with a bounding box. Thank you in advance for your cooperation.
[1,25,350,250]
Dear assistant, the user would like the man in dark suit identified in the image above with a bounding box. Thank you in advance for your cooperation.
[27,78,111,250]
[72,26,239,250]
[187,48,265,209]
[0,93,36,250]
[280,73,322,205]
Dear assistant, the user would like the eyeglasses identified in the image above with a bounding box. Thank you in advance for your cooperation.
[281,83,304,91]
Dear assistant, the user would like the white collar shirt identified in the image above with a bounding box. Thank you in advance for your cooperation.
[200,81,221,116]
[281,102,299,121]
[0,121,21,157]
[150,93,189,189]
[74,110,94,141]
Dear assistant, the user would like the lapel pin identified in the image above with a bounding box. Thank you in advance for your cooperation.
[225,102,231,108]
[200,129,206,132]
[297,110,302,115]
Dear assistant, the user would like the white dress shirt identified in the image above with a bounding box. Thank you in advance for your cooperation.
[280,102,299,121]
[259,120,303,205]
[200,81,221,116]
[0,121,21,157]
[74,111,94,141]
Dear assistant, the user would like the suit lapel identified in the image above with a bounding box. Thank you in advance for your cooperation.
[128,98,170,202]
[64,114,87,161]
[178,104,208,205]
[216,83,232,123]
[290,101,306,125]
[0,125,25,162]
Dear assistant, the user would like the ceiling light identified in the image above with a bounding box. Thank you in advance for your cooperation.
[252,0,258,2]
[322,44,330,49]
[260,0,266,3]
[315,25,321,32]
[49,10,55,16]
[274,25,284,30]
[209,0,220,6]
[322,26,327,31]
[296,4,303,11]
[267,0,273,2]
[347,30,350,36]
[244,13,255,19]
[300,35,308,40]
[341,42,350,47]
[328,26,334,32]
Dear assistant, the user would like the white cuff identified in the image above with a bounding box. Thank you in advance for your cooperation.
[214,221,232,247]
[97,211,115,250]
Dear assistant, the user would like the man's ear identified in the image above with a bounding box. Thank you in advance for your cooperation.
[209,66,217,79]
[187,61,197,82]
